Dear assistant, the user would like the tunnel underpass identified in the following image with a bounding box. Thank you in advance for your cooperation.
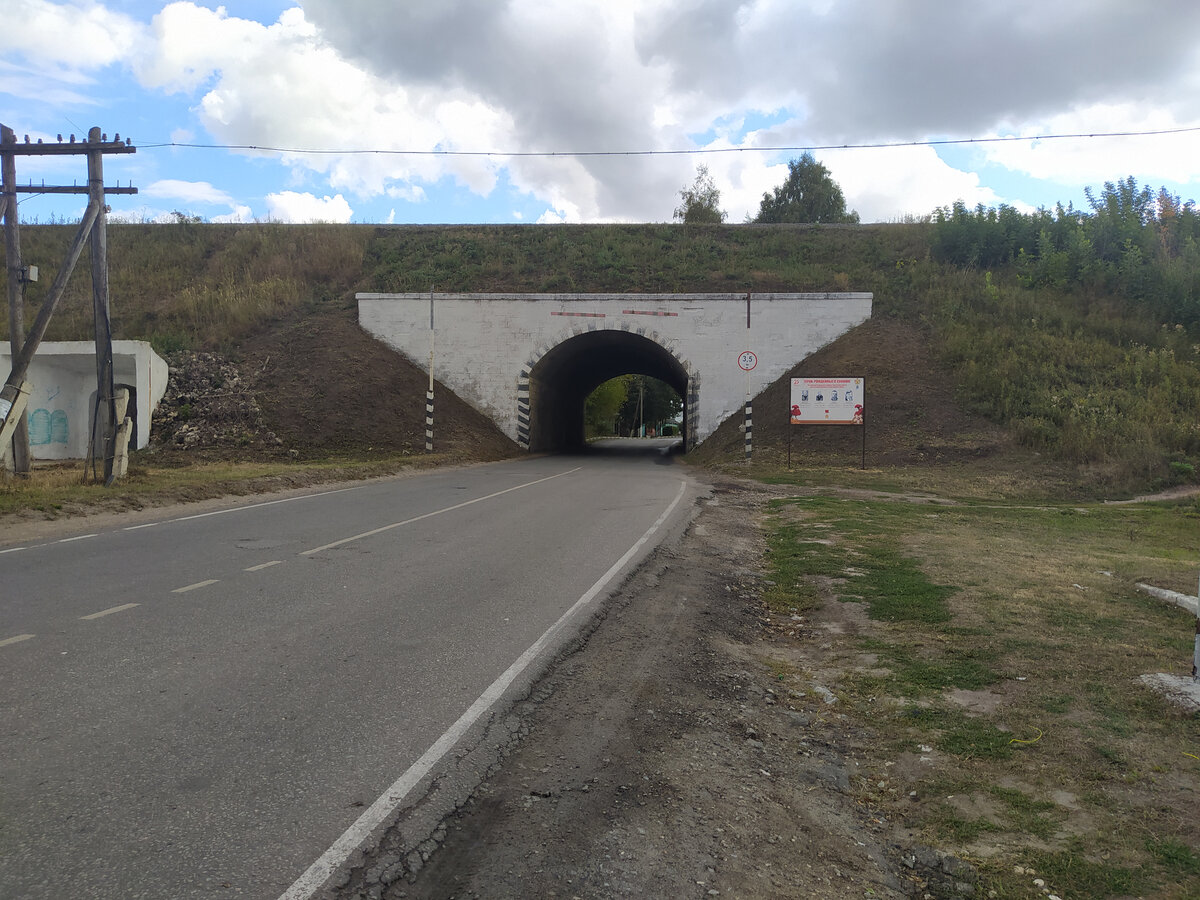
[519,329,693,453]
[358,291,874,448]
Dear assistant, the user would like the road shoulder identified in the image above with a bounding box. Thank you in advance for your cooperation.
[329,479,916,899]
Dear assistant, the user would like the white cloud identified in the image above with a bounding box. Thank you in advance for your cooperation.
[981,104,1200,188]
[135,2,294,94]
[296,0,1200,220]
[128,2,520,204]
[0,0,141,69]
[9,0,1200,222]
[826,146,1003,222]
[265,190,352,223]
[143,178,236,207]
[212,205,253,224]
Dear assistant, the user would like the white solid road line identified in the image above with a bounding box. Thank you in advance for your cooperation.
[0,633,35,647]
[172,579,219,594]
[80,603,140,620]
[245,560,284,572]
[278,478,689,900]
[57,534,98,543]
[299,467,582,556]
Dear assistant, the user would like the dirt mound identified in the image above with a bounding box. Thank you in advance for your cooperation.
[695,315,1011,466]
[150,297,518,463]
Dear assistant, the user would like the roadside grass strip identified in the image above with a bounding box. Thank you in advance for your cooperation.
[761,491,1200,899]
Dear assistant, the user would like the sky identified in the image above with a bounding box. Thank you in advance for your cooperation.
[3,0,1200,226]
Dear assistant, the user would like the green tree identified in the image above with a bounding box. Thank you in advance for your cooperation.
[753,153,859,224]
[1084,176,1156,262]
[618,376,682,435]
[673,164,726,224]
[584,376,631,438]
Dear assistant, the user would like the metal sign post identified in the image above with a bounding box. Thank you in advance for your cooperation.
[738,350,756,461]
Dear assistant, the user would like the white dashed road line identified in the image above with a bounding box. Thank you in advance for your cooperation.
[80,603,140,621]
[172,579,220,594]
[245,560,283,572]
[0,634,35,647]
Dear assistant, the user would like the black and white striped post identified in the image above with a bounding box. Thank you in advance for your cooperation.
[425,388,434,453]
[516,370,531,450]
[744,399,753,460]
[425,288,435,453]
[738,347,757,462]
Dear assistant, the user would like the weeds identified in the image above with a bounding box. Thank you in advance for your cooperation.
[759,478,1200,895]
[5,220,1198,484]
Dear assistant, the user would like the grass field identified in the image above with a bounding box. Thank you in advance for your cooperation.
[756,469,1200,899]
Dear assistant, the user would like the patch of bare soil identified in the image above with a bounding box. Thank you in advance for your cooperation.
[150,298,518,462]
[694,316,1013,468]
[330,479,967,900]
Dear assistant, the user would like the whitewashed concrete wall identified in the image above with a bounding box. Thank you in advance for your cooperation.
[0,341,168,459]
[357,292,873,445]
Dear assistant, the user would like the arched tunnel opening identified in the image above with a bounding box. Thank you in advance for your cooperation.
[524,330,691,453]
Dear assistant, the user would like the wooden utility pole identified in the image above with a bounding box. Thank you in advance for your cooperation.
[1,124,29,474]
[87,127,118,484]
[0,125,136,484]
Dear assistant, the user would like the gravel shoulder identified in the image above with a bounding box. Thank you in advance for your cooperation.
[328,477,934,900]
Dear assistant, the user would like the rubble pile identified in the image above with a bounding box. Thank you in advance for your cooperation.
[149,352,283,452]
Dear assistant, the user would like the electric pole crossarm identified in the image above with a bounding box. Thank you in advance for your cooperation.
[12,185,138,195]
[5,140,135,156]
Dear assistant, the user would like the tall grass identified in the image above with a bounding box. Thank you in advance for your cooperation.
[927,266,1200,483]
[4,222,370,352]
[3,219,1197,486]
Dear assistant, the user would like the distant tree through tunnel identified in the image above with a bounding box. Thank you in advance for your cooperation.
[522,329,691,452]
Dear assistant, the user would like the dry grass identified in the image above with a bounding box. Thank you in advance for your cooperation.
[759,471,1200,899]
[0,450,473,526]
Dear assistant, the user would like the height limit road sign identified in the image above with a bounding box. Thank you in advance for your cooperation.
[738,350,757,371]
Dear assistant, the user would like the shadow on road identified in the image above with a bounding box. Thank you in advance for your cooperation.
[566,437,683,462]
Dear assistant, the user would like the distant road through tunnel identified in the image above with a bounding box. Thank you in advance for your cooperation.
[519,329,691,452]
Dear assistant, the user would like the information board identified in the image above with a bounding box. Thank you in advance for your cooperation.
[789,377,864,425]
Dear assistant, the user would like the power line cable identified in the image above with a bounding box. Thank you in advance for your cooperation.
[136,124,1200,159]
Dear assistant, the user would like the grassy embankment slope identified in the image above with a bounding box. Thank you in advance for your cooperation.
[5,220,1199,500]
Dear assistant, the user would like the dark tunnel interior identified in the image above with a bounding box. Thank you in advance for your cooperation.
[526,330,690,452]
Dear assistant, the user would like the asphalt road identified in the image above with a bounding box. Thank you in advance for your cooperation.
[0,440,697,899]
